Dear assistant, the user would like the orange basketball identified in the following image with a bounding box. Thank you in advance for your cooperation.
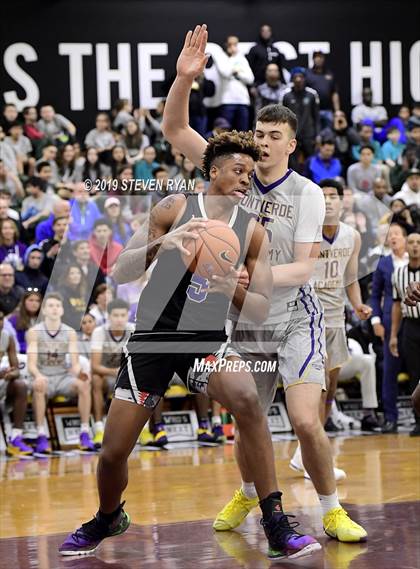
[181,219,240,279]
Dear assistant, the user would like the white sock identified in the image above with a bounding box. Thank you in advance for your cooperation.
[211,415,221,426]
[37,425,46,436]
[291,443,303,469]
[11,428,23,440]
[80,423,90,434]
[241,481,258,500]
[94,421,104,434]
[318,491,341,516]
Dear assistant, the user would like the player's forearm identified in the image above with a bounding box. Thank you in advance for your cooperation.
[390,302,402,338]
[113,237,163,284]
[346,282,363,311]
[162,75,193,136]
[231,286,270,325]
[272,260,316,287]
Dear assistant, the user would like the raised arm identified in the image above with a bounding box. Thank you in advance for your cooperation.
[161,24,209,168]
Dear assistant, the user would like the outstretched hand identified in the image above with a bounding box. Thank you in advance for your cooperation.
[176,24,209,80]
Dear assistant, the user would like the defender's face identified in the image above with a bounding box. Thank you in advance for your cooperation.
[210,153,254,201]
[323,187,342,223]
[254,121,296,169]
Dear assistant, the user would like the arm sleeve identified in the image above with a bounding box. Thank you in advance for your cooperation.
[347,165,358,190]
[294,182,325,243]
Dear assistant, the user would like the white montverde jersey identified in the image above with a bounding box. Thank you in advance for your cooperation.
[237,168,325,325]
[311,222,357,328]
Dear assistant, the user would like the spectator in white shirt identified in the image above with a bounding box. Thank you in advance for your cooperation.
[351,87,388,128]
[216,35,254,131]
[84,113,116,154]
[393,168,420,208]
[37,105,76,144]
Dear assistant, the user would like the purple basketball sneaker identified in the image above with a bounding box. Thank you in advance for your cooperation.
[261,511,321,560]
[59,503,130,556]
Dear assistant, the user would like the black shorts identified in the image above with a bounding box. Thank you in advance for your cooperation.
[114,331,238,408]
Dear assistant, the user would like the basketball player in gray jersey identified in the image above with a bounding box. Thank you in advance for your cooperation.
[290,178,376,480]
[27,293,95,453]
[91,299,135,447]
[163,24,367,542]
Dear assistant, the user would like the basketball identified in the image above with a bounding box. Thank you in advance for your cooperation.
[181,219,240,279]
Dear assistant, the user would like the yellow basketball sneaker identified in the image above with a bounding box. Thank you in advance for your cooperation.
[323,507,367,542]
[93,431,104,448]
[213,489,259,531]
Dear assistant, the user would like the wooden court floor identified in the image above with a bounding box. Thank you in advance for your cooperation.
[0,434,419,569]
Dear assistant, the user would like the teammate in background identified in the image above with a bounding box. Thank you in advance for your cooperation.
[59,129,321,561]
[27,293,95,453]
[91,299,135,447]
[290,178,376,480]
[0,311,33,456]
[162,24,366,543]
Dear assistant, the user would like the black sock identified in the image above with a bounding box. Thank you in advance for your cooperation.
[260,491,283,520]
[98,501,125,524]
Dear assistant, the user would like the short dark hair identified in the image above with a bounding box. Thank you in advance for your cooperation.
[153,166,168,177]
[107,298,129,314]
[37,161,52,172]
[73,239,89,252]
[202,130,261,180]
[320,138,335,146]
[390,222,407,237]
[387,126,400,134]
[52,216,68,227]
[256,104,298,136]
[93,218,112,231]
[319,178,344,196]
[44,292,63,305]
[360,144,375,154]
[26,176,47,192]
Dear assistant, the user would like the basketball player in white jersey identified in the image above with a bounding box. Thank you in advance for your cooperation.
[91,299,135,447]
[27,293,95,453]
[290,178,376,480]
[162,24,367,542]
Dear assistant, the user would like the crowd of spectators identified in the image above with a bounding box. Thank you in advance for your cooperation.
[0,23,419,447]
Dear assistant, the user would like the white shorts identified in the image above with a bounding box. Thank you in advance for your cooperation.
[231,314,326,413]
[325,327,349,371]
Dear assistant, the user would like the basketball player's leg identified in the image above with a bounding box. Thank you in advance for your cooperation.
[286,383,336,495]
[59,346,170,556]
[92,373,107,422]
[283,319,367,542]
[205,355,320,558]
[207,358,276,499]
[98,397,153,513]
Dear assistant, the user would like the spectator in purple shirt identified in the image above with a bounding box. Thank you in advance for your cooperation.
[35,199,71,243]
[304,139,342,184]
[67,183,101,241]
[0,219,26,270]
